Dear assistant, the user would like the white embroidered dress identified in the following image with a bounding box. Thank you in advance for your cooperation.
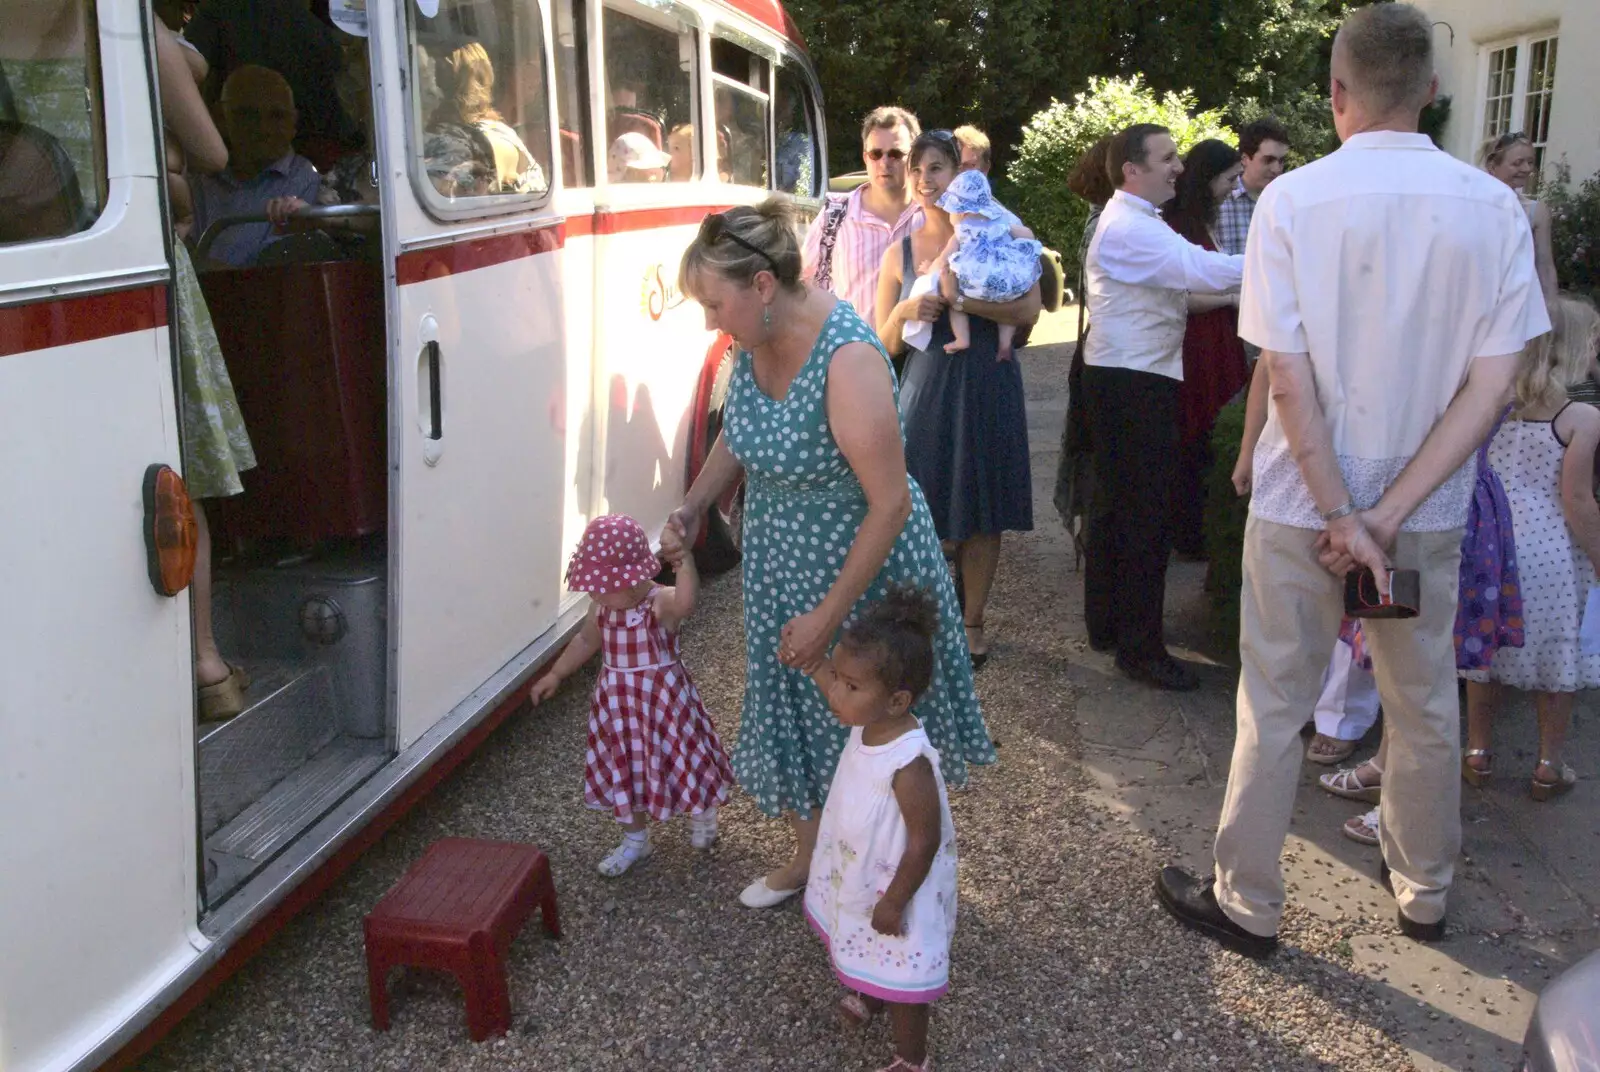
[804,723,958,1003]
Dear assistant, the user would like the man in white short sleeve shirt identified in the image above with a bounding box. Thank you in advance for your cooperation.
[1156,2,1549,956]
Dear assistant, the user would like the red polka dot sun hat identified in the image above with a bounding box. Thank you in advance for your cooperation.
[567,514,661,594]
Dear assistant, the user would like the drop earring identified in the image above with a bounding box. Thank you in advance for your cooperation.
[763,305,771,328]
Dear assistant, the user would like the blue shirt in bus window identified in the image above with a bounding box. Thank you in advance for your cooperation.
[190,152,321,267]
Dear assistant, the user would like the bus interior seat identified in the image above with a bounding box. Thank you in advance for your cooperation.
[560,129,582,185]
[200,258,387,552]
[0,120,88,244]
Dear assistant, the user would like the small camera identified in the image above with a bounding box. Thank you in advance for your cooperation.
[1344,567,1421,620]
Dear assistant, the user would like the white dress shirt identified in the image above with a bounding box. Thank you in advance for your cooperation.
[1242,131,1551,532]
[1084,190,1244,380]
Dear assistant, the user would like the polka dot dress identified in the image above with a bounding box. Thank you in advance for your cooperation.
[722,301,996,819]
[1460,414,1600,692]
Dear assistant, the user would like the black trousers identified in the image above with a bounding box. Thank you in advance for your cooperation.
[1082,365,1181,661]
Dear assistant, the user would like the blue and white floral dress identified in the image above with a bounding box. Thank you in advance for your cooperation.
[939,169,1042,302]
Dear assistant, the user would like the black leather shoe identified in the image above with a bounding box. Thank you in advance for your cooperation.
[1379,860,1448,942]
[1117,655,1200,692]
[1087,635,1117,653]
[1155,866,1278,959]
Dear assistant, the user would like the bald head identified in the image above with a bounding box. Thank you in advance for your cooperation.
[221,65,298,175]
[1332,4,1436,118]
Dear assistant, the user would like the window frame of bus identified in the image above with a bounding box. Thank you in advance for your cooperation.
[0,0,109,245]
[401,0,558,222]
[552,0,592,187]
[772,50,824,203]
[597,0,703,186]
[708,29,771,190]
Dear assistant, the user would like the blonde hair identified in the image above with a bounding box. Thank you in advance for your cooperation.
[953,124,990,167]
[678,196,804,298]
[435,42,501,124]
[1478,131,1532,171]
[1514,294,1600,411]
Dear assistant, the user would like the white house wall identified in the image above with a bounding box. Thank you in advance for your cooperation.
[1416,0,1600,183]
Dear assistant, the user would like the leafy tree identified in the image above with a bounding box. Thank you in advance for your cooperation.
[1543,163,1600,297]
[1006,77,1234,254]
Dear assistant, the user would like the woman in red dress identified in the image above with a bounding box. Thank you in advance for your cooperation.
[1163,139,1248,558]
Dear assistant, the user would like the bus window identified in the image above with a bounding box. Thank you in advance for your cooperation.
[710,36,768,189]
[774,63,818,199]
[552,0,591,187]
[407,0,552,210]
[602,1,695,184]
[0,0,105,243]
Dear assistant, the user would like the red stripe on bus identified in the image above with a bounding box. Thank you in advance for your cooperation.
[715,0,805,44]
[0,285,169,358]
[394,224,565,285]
[394,205,729,283]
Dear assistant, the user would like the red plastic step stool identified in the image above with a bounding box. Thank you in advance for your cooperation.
[364,838,560,1040]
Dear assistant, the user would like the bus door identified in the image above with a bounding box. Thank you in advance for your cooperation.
[377,0,569,749]
[0,5,202,1069]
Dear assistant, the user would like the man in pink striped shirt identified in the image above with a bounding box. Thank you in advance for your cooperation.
[801,106,924,329]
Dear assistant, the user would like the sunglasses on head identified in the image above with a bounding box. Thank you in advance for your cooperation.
[866,147,907,162]
[1494,130,1529,148]
[698,211,781,275]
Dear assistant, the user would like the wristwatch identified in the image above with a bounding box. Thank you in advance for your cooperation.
[1321,500,1357,523]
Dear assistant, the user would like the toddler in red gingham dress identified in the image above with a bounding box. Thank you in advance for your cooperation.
[530,514,734,876]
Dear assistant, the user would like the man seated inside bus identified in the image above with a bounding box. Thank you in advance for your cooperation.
[189,65,320,268]
[608,79,663,147]
[607,132,670,183]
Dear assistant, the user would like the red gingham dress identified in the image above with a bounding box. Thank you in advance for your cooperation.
[583,587,734,823]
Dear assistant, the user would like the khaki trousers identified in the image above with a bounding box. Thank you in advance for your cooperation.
[1214,516,1464,934]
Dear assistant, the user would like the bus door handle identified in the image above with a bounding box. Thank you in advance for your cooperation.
[418,337,444,467]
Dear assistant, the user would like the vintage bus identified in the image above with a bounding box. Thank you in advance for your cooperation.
[0,0,823,1067]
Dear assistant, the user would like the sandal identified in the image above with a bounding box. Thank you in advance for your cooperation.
[964,620,989,672]
[690,808,719,850]
[1319,760,1382,803]
[598,834,652,877]
[1341,807,1380,846]
[1530,759,1577,802]
[876,1058,933,1072]
[198,664,251,723]
[1306,733,1358,766]
[1461,749,1494,788]
[837,992,881,1029]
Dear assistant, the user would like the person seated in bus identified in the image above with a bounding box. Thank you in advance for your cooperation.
[183,0,360,167]
[607,131,670,184]
[715,91,762,187]
[667,124,695,182]
[189,65,320,268]
[423,41,545,199]
[608,78,663,147]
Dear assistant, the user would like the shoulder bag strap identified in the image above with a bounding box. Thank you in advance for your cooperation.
[813,194,848,292]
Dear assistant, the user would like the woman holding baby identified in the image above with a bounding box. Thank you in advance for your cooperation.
[875,128,1041,669]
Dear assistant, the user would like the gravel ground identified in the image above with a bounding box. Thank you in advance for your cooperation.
[138,543,1419,1072]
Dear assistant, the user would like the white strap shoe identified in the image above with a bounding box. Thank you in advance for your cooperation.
[738,876,804,908]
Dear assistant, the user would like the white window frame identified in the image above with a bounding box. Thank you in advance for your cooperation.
[1474,28,1560,171]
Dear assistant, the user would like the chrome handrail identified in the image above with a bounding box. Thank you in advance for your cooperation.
[193,203,380,262]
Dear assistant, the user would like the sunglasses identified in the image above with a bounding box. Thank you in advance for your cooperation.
[866,147,907,162]
[699,211,780,275]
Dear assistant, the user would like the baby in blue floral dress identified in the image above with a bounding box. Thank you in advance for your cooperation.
[929,169,1042,361]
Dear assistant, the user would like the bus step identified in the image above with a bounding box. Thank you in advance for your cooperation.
[203,737,387,902]
[198,659,340,837]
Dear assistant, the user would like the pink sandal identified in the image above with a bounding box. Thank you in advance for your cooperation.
[876,1058,933,1072]
[838,992,880,1028]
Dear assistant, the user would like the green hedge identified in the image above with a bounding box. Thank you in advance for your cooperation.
[1202,399,1249,655]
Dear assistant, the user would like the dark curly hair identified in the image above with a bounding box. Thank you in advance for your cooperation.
[837,584,941,700]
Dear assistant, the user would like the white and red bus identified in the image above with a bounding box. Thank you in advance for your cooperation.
[0,0,823,1067]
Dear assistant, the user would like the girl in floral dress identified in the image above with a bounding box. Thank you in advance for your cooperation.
[805,585,957,1072]
[530,515,734,875]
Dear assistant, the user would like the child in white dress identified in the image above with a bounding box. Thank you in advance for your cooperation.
[804,585,957,1072]
[924,169,1041,361]
[1460,295,1600,801]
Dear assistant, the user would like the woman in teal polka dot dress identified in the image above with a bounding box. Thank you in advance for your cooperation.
[669,197,995,908]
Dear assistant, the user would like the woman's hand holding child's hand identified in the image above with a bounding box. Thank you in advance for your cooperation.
[871,895,906,936]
